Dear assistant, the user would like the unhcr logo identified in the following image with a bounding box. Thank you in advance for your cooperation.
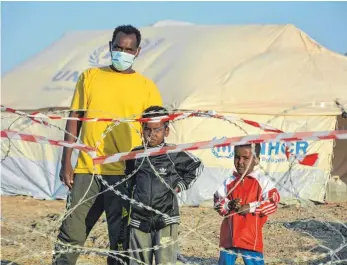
[211,137,234,159]
[89,44,109,67]
[88,38,165,67]
[50,38,165,85]
[211,138,311,164]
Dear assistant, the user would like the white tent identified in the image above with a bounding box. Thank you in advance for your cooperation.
[2,23,347,204]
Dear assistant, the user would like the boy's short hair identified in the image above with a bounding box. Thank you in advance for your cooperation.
[234,143,261,158]
[142,106,169,126]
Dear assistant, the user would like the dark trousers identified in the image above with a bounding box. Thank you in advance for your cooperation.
[52,174,129,265]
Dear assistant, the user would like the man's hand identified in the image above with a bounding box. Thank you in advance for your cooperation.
[228,198,242,211]
[59,162,74,189]
[237,204,250,216]
[59,111,83,189]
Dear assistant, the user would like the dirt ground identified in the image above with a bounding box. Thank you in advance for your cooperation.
[1,196,347,265]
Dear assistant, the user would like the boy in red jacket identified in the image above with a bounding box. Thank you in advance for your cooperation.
[214,143,280,265]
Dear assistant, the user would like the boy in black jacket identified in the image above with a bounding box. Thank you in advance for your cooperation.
[125,106,203,265]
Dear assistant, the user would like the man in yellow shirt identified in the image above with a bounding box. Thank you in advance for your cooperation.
[53,25,162,265]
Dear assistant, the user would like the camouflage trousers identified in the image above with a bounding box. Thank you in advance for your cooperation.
[53,174,129,265]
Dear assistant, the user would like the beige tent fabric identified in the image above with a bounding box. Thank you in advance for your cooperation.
[1,24,347,202]
[167,113,337,203]
[327,116,347,202]
[1,111,338,202]
[2,24,347,114]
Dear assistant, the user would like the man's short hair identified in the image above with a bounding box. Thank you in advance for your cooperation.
[142,106,169,126]
[112,25,141,47]
[234,143,261,158]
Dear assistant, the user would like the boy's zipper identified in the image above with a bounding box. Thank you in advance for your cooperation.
[148,159,154,228]
[170,170,175,211]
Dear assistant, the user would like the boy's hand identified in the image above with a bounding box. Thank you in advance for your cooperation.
[228,198,241,211]
[237,204,250,216]
[213,202,223,213]
[213,198,228,215]
[213,198,241,216]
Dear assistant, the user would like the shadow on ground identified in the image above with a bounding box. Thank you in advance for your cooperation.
[284,219,347,265]
[1,261,20,265]
[179,256,218,264]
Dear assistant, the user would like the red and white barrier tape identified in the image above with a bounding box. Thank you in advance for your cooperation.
[1,105,187,124]
[188,112,322,166]
[2,128,345,165]
[1,106,50,126]
[1,105,320,166]
[1,130,96,155]
[93,130,347,165]
[1,105,282,133]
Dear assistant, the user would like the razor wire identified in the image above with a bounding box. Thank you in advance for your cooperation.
[1,100,347,265]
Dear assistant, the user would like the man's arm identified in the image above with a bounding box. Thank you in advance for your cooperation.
[60,71,88,189]
[61,111,84,164]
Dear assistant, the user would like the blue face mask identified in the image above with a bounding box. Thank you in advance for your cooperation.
[111,51,136,71]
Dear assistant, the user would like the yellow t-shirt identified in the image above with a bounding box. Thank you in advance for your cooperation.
[70,66,163,175]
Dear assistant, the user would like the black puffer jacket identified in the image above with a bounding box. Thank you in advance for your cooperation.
[125,143,203,232]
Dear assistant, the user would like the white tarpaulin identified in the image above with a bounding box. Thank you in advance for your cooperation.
[2,23,347,203]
